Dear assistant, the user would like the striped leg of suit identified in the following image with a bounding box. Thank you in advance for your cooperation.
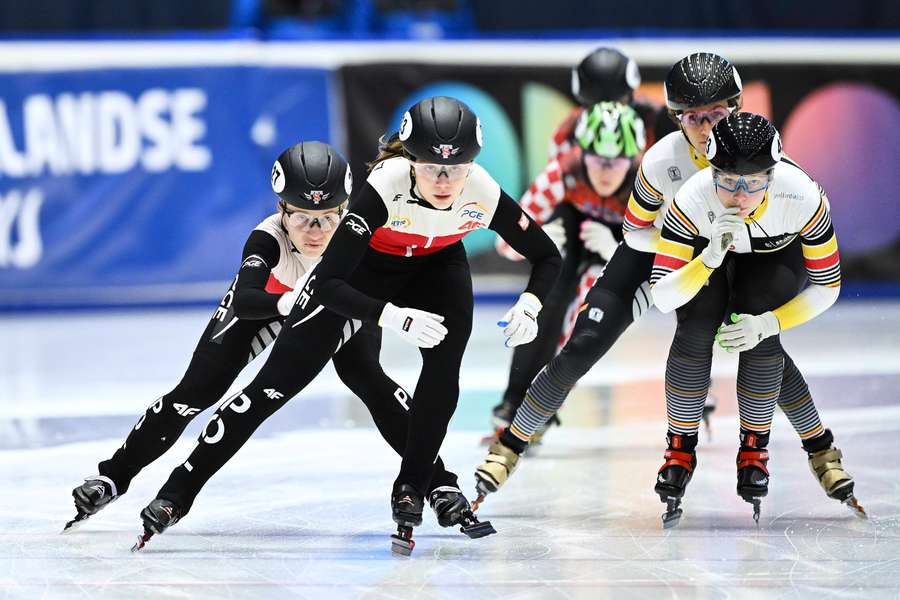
[665,325,713,436]
[777,352,825,440]
[507,264,638,441]
[509,361,572,440]
[736,337,784,434]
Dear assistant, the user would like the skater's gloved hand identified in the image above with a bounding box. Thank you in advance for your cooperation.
[716,312,780,353]
[498,292,541,348]
[701,208,743,269]
[379,302,447,349]
[276,275,310,316]
[580,220,618,261]
[541,218,566,252]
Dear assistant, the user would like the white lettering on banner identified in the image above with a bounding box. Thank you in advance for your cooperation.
[0,188,43,269]
[0,88,211,178]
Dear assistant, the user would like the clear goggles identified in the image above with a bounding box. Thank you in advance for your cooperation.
[712,169,773,194]
[676,106,734,127]
[411,162,472,183]
[584,154,632,171]
[281,205,343,232]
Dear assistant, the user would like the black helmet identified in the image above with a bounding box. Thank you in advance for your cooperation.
[270,141,352,210]
[398,96,482,164]
[664,52,742,112]
[571,47,641,106]
[706,113,782,175]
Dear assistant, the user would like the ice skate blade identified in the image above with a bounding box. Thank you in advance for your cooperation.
[460,519,496,539]
[661,510,682,529]
[844,496,868,519]
[390,535,415,556]
[130,531,152,553]
[61,512,90,534]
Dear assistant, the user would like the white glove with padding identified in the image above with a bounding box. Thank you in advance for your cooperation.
[700,207,744,269]
[716,312,780,353]
[379,302,447,349]
[542,218,566,252]
[580,220,619,260]
[498,292,542,348]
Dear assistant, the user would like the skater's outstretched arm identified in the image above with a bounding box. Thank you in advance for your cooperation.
[489,190,562,302]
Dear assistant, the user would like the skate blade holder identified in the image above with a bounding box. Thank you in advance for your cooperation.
[459,517,497,539]
[739,495,762,525]
[390,526,415,556]
[661,497,683,529]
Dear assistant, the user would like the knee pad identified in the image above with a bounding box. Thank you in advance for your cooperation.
[554,301,626,385]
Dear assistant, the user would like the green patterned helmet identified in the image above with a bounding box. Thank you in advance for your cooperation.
[574,101,646,159]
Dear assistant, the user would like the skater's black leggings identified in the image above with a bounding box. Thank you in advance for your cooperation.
[157,244,473,513]
[99,303,458,497]
[503,203,609,407]
[665,239,807,438]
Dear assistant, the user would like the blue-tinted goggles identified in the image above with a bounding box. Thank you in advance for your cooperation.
[713,170,773,194]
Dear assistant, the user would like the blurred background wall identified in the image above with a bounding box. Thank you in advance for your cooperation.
[0,0,897,309]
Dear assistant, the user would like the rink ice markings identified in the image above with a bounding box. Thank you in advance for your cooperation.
[3,421,899,596]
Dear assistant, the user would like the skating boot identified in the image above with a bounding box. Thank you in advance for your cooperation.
[736,431,769,524]
[655,433,697,529]
[390,484,423,556]
[63,475,119,533]
[131,498,182,552]
[803,429,866,518]
[429,486,496,539]
[473,431,525,509]
[701,392,717,440]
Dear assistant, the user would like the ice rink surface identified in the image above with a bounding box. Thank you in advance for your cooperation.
[2,300,899,599]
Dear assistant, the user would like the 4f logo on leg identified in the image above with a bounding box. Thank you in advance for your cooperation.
[264,388,284,400]
[172,403,200,417]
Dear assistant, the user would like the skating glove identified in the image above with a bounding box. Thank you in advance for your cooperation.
[580,220,619,261]
[541,218,566,252]
[498,292,541,348]
[276,275,311,316]
[700,208,744,269]
[379,302,448,349]
[716,312,780,353]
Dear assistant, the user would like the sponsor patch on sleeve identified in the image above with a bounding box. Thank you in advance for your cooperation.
[517,211,530,231]
[344,212,372,236]
[241,254,268,269]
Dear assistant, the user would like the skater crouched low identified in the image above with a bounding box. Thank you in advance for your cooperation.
[650,111,864,526]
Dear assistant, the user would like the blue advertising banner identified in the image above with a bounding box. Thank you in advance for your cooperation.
[0,66,331,308]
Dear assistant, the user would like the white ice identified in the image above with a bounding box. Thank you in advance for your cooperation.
[1,301,899,599]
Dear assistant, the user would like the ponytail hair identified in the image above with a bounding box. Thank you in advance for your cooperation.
[366,131,408,173]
